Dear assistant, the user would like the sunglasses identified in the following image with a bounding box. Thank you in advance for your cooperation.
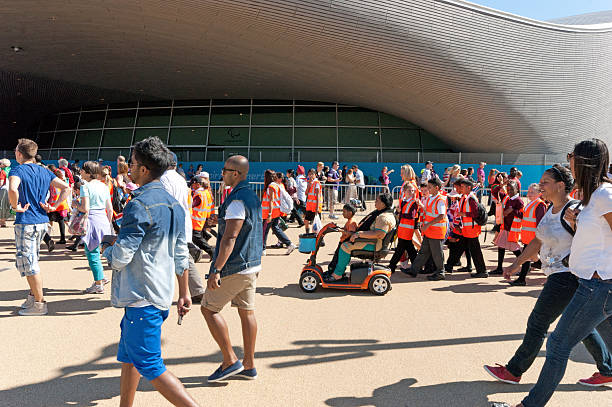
[222,167,240,174]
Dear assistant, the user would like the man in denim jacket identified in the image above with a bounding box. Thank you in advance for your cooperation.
[201,155,263,382]
[103,137,199,407]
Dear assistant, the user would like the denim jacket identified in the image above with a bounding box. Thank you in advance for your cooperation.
[103,181,189,310]
[212,180,263,278]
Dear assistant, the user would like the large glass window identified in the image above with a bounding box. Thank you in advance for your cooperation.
[338,128,380,147]
[169,128,206,146]
[294,127,336,147]
[294,107,335,126]
[40,115,58,132]
[102,129,132,147]
[208,127,248,146]
[71,149,98,161]
[134,128,168,143]
[251,107,292,125]
[99,148,126,161]
[75,130,102,148]
[379,113,417,128]
[78,111,106,129]
[207,148,249,162]
[338,107,378,127]
[52,131,76,148]
[421,131,452,150]
[295,148,337,162]
[106,110,136,128]
[339,149,379,162]
[36,100,453,164]
[172,107,209,126]
[250,127,291,146]
[136,109,171,127]
[381,128,420,148]
[56,114,80,131]
[210,107,250,126]
[250,148,293,162]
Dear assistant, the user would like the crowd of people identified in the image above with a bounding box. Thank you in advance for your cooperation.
[3,135,611,406]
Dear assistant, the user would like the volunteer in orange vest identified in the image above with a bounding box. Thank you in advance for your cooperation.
[444,178,488,279]
[190,173,214,258]
[389,182,422,273]
[42,168,70,246]
[508,183,547,286]
[262,170,294,255]
[303,168,323,234]
[491,179,524,274]
[404,177,447,278]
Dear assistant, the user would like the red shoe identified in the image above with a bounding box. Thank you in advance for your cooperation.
[483,364,521,384]
[578,372,612,387]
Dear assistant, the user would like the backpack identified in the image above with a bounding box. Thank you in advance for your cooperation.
[468,195,488,226]
[112,185,126,214]
[556,199,581,266]
[279,186,294,214]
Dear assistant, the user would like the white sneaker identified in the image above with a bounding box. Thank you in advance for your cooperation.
[285,244,296,255]
[84,283,104,294]
[20,294,35,309]
[18,301,48,316]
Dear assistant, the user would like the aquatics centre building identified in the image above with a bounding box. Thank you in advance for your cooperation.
[1,1,612,168]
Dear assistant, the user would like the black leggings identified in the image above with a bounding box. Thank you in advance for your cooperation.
[388,238,418,271]
[47,211,66,241]
[497,247,522,270]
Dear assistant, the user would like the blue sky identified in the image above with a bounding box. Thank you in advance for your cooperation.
[471,0,612,21]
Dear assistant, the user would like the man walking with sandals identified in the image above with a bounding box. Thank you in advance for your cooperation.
[201,155,263,382]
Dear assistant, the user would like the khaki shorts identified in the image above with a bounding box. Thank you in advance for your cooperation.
[202,272,258,312]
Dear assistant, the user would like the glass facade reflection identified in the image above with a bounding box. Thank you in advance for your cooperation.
[34,99,453,162]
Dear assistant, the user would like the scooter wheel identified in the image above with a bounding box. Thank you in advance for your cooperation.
[299,271,320,293]
[368,275,391,296]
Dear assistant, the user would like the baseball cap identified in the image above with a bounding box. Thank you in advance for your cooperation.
[297,165,305,175]
[198,171,209,179]
[425,160,433,165]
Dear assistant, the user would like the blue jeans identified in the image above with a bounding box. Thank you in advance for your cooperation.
[506,272,612,378]
[263,217,291,248]
[522,277,612,407]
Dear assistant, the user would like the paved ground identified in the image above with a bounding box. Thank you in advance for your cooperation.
[0,215,610,407]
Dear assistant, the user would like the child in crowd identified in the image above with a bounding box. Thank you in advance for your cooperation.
[389,182,422,273]
[327,203,357,273]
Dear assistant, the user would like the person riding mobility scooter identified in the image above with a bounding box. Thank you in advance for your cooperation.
[299,193,397,295]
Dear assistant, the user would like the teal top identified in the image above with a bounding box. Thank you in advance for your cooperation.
[81,180,110,210]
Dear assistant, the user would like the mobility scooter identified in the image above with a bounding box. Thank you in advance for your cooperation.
[298,222,396,296]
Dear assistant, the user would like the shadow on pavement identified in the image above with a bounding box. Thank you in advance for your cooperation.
[257,284,372,300]
[324,378,608,407]
[0,334,536,406]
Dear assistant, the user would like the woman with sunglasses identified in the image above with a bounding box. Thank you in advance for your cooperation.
[495,139,612,406]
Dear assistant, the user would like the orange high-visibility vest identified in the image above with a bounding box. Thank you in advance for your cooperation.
[305,179,323,213]
[397,198,417,240]
[203,189,215,218]
[521,198,546,244]
[48,186,68,212]
[501,195,522,242]
[569,189,579,199]
[423,194,447,240]
[459,193,481,238]
[191,189,207,231]
[262,183,281,219]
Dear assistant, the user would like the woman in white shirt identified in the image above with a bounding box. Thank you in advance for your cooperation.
[484,164,612,393]
[504,139,612,407]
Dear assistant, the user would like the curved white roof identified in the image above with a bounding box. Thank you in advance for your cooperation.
[1,0,611,153]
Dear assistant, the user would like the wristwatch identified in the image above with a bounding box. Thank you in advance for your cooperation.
[206,268,221,279]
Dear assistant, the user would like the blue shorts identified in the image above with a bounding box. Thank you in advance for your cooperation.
[117,305,169,381]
